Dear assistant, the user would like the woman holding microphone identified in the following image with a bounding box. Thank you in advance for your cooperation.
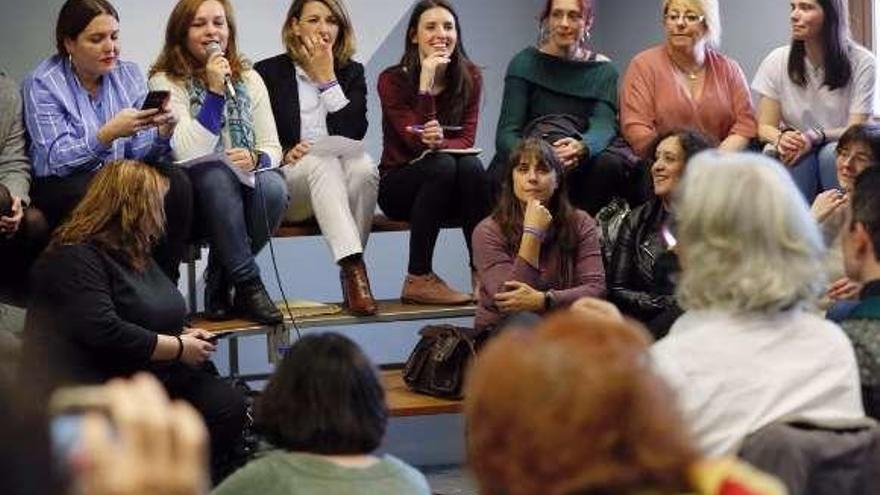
[150,0,289,324]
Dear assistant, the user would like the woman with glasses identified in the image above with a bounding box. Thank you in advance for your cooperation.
[488,0,635,215]
[620,0,756,159]
[811,123,880,312]
[752,0,875,203]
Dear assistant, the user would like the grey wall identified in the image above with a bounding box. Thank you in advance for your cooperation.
[593,0,791,81]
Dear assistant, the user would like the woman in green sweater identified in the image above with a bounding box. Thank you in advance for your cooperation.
[212,333,430,495]
[489,0,638,215]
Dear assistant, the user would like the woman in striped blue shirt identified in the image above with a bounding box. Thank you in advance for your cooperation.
[22,0,192,282]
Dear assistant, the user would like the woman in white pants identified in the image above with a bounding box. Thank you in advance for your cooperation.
[256,0,379,315]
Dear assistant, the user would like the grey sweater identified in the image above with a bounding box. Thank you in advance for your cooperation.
[0,73,30,205]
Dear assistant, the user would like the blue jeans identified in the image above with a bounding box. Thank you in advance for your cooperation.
[188,162,288,283]
[788,141,839,203]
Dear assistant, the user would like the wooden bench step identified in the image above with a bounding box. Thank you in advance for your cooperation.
[192,299,476,335]
[275,214,412,237]
[382,369,462,417]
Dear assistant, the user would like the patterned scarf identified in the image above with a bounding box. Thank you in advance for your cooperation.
[186,77,255,152]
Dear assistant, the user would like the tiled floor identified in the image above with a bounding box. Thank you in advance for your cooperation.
[423,465,478,495]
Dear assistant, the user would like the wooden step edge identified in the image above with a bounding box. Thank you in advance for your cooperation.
[192,299,477,334]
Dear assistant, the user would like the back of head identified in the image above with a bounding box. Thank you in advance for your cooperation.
[674,151,826,313]
[851,166,880,262]
[255,332,387,455]
[50,160,169,271]
[465,312,697,495]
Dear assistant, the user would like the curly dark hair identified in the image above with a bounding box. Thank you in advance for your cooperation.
[255,333,388,454]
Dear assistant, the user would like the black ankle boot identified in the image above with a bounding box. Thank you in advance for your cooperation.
[233,277,282,324]
[204,265,232,321]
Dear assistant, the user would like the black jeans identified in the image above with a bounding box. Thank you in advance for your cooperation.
[379,153,491,275]
[151,362,247,477]
[567,149,647,215]
[0,205,49,295]
[31,165,193,282]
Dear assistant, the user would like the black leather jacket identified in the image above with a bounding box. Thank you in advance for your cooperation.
[608,198,677,322]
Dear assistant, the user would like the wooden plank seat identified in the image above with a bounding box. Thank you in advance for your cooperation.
[192,299,476,332]
[274,214,413,237]
[381,369,462,417]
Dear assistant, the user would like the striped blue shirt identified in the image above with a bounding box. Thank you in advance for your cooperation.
[22,55,171,178]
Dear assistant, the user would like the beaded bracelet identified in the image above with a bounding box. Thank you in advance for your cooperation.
[317,79,339,92]
[523,226,546,241]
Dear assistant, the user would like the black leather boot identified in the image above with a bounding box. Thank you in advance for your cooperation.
[233,277,282,324]
[204,263,233,321]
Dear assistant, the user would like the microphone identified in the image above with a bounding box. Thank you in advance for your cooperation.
[205,41,236,100]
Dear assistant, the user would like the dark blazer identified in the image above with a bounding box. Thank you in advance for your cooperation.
[254,54,368,153]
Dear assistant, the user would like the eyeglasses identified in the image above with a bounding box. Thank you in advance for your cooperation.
[836,147,872,167]
[664,12,705,25]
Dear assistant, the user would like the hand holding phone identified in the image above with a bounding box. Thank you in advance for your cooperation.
[140,90,170,111]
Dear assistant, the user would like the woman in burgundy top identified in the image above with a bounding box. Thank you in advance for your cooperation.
[472,138,605,331]
[377,0,491,305]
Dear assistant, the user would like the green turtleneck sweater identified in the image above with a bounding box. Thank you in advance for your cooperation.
[494,46,619,161]
[212,451,431,495]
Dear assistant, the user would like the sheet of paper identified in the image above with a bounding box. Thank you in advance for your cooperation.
[307,136,365,158]
[176,152,256,188]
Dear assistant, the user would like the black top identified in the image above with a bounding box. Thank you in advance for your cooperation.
[254,54,368,153]
[23,243,187,389]
[862,280,880,299]
[608,198,677,322]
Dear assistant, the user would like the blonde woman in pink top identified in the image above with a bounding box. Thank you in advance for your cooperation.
[620,0,756,159]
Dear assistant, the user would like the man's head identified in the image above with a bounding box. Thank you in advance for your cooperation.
[843,166,880,283]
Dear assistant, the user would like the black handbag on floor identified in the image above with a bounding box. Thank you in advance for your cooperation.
[403,324,484,400]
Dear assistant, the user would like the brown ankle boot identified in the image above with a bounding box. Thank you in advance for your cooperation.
[340,257,378,316]
[401,273,472,305]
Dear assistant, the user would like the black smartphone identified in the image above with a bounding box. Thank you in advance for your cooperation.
[141,90,170,110]
[207,331,235,342]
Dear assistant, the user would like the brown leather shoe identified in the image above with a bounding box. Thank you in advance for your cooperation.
[340,257,378,316]
[401,273,472,305]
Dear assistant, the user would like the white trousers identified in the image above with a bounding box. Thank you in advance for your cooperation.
[283,151,379,262]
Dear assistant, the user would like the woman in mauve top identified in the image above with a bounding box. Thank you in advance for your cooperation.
[620,0,756,159]
[377,0,491,306]
[472,138,605,331]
